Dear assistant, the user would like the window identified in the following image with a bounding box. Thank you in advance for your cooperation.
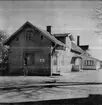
[84,60,87,66]
[26,30,34,40]
[24,52,35,66]
[88,60,90,65]
[90,60,94,66]
[84,60,94,66]
[41,35,43,40]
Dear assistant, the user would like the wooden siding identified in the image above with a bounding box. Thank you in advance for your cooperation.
[8,24,51,76]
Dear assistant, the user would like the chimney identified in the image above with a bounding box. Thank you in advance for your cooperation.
[46,26,51,34]
[77,36,80,46]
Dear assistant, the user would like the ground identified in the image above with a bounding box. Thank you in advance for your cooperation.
[0,69,102,103]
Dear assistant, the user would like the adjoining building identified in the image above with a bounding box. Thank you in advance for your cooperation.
[71,36,101,71]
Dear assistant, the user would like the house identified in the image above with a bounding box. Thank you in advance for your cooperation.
[3,21,66,76]
[71,54,101,71]
[71,36,101,71]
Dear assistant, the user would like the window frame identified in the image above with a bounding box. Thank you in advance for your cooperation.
[84,60,87,66]
[84,60,94,66]
[25,29,34,40]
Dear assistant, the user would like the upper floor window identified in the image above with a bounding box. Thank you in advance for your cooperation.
[41,35,43,40]
[26,29,34,40]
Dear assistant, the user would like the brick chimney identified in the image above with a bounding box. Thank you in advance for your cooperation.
[77,36,80,46]
[46,26,51,34]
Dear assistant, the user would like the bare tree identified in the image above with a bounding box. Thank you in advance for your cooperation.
[0,30,9,62]
[93,2,102,35]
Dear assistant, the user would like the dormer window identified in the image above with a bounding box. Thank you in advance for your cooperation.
[26,29,34,40]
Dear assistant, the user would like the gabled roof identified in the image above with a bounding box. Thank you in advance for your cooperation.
[3,21,66,47]
[71,42,86,54]
[53,33,70,37]
[70,53,101,64]
[86,56,101,62]
[75,54,101,62]
[71,42,91,56]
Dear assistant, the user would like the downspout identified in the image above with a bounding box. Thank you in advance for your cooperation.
[51,43,57,76]
[51,43,57,56]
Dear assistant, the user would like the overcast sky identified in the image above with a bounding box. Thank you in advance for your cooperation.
[0,0,102,60]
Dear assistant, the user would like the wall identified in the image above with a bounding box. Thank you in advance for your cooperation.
[56,48,73,73]
[58,37,73,73]
[96,61,100,70]
[8,33,22,75]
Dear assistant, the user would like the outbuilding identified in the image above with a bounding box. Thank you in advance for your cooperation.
[71,54,101,71]
[70,36,101,71]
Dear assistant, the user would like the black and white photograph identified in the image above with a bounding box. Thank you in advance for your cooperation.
[0,0,102,104]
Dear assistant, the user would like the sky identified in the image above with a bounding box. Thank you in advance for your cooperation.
[0,0,102,60]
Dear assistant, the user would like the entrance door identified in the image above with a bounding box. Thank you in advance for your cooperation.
[23,52,35,66]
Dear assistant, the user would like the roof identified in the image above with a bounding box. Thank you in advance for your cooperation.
[3,21,66,47]
[70,49,81,54]
[71,42,91,56]
[53,33,70,37]
[79,45,89,51]
[87,56,101,62]
[71,42,86,54]
[73,53,101,62]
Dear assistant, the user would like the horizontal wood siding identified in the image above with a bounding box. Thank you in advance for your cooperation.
[8,24,51,76]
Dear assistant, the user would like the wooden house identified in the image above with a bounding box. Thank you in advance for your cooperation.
[3,21,66,76]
